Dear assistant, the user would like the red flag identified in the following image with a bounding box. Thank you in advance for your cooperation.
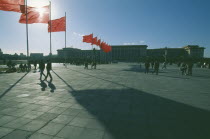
[0,0,24,5]
[19,6,50,24]
[0,4,21,12]
[92,37,97,45]
[48,17,66,32]
[97,39,101,46]
[83,34,93,43]
[0,0,24,12]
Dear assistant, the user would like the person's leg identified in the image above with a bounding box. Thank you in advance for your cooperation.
[49,71,52,80]
[40,71,42,80]
[45,71,49,80]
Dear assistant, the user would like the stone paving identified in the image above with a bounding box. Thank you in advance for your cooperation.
[0,63,210,139]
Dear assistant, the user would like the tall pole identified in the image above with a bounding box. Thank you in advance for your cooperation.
[25,0,29,59]
[65,12,67,48]
[49,1,52,56]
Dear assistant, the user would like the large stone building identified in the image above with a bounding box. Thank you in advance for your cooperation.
[147,45,205,59]
[111,45,148,62]
[57,45,205,63]
[57,48,112,63]
[30,53,44,60]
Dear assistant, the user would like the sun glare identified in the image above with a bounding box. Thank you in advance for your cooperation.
[35,7,46,14]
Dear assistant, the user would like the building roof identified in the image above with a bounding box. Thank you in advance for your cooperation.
[111,45,148,48]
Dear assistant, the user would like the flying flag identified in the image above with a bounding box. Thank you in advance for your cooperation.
[97,39,101,46]
[91,37,97,45]
[0,0,24,12]
[48,16,66,32]
[83,34,93,43]
[19,5,50,24]
[0,0,24,5]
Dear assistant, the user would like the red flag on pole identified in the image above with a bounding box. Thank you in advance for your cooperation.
[19,6,50,24]
[48,16,66,32]
[0,4,21,12]
[0,0,24,12]
[0,0,24,5]
[92,37,97,45]
[83,34,93,43]
[97,39,101,46]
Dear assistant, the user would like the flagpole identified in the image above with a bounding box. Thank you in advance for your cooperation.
[65,12,66,48]
[25,0,29,59]
[49,1,52,56]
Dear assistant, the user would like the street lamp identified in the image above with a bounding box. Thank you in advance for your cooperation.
[164,47,167,63]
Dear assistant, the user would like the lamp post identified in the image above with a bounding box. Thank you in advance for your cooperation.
[164,47,168,63]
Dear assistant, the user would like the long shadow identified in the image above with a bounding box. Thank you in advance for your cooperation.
[38,80,47,91]
[0,72,28,99]
[122,65,166,73]
[157,74,190,79]
[70,89,210,139]
[54,71,210,139]
[48,81,56,93]
[52,70,75,91]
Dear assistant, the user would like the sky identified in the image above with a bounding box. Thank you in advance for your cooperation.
[0,0,210,57]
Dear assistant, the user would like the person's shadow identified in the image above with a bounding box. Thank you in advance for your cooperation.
[48,81,56,93]
[39,80,47,91]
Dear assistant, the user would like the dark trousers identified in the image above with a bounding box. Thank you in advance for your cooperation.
[40,70,46,80]
[46,70,52,80]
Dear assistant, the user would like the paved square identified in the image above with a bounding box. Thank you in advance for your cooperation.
[0,63,210,139]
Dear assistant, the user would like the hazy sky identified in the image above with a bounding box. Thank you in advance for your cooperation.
[0,0,210,57]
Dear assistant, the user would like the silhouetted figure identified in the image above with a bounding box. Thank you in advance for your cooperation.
[180,63,187,75]
[91,61,97,69]
[45,60,53,81]
[28,61,31,71]
[39,60,46,80]
[151,61,154,69]
[187,62,193,76]
[162,62,167,69]
[34,61,37,70]
[23,64,27,72]
[145,61,150,74]
[153,61,160,75]
[19,63,23,72]
[84,61,88,69]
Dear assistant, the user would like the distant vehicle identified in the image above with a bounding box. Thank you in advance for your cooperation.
[112,60,118,63]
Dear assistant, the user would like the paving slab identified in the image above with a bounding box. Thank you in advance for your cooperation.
[0,63,210,139]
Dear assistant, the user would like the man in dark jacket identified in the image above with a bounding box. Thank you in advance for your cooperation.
[39,60,46,80]
[45,60,53,81]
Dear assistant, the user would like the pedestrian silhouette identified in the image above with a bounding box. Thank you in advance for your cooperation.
[39,60,46,80]
[45,60,53,81]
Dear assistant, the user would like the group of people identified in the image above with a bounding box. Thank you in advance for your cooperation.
[144,61,160,75]
[19,63,31,72]
[180,62,193,76]
[143,60,195,76]
[18,60,53,81]
[38,60,53,81]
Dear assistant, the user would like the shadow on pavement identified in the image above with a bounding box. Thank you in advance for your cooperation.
[48,81,56,93]
[0,72,28,99]
[70,89,210,139]
[38,80,47,91]
[54,71,210,139]
[123,65,166,73]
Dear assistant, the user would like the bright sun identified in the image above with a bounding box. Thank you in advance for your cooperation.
[35,7,46,14]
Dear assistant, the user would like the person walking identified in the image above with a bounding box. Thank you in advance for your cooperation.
[34,60,37,70]
[45,60,53,81]
[39,60,46,80]
[180,62,187,75]
[153,61,160,75]
[145,61,150,74]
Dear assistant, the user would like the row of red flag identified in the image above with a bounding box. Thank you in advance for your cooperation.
[0,0,66,32]
[83,34,112,53]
